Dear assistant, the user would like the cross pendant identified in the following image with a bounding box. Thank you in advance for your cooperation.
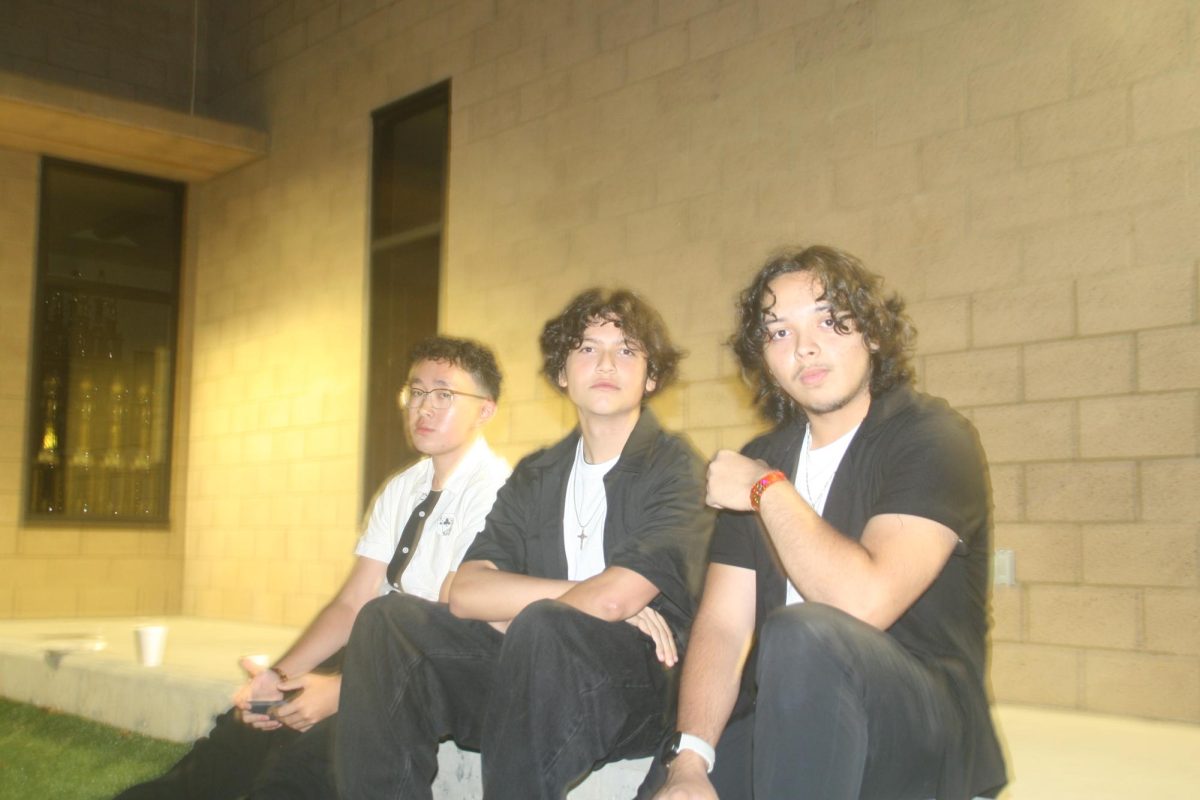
[576,528,588,549]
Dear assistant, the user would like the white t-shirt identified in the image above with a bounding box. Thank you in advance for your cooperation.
[354,437,511,601]
[562,439,618,582]
[785,422,860,606]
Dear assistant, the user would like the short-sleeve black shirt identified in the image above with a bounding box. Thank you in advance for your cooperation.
[710,386,1005,799]
[463,408,714,648]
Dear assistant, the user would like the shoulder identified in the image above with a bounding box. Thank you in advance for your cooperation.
[875,389,980,456]
[739,421,802,463]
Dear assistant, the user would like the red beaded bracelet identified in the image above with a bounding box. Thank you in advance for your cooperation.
[750,470,787,512]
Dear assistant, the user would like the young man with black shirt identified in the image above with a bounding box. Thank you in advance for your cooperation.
[114,337,509,800]
[651,246,1006,800]
[335,289,712,800]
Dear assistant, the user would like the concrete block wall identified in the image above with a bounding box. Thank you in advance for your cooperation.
[1,0,1195,722]
[0,147,188,618]
[0,0,201,112]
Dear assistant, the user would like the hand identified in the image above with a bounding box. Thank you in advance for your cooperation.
[653,754,718,800]
[232,656,284,730]
[271,672,341,733]
[625,606,678,667]
[706,450,772,511]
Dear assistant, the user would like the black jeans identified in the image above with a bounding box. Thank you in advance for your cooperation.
[640,603,959,800]
[335,595,672,800]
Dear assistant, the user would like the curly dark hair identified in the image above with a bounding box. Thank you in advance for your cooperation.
[731,245,916,423]
[408,336,503,401]
[539,288,683,398]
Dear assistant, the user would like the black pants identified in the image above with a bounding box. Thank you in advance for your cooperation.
[335,594,673,800]
[113,652,345,800]
[641,604,960,800]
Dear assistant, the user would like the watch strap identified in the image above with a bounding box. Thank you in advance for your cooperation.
[674,732,716,773]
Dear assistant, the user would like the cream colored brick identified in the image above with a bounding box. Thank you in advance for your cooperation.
[833,39,923,102]
[1073,140,1189,215]
[1138,326,1200,391]
[1084,651,1200,722]
[493,43,544,94]
[756,0,830,30]
[1079,392,1196,459]
[1145,590,1200,656]
[1083,524,1198,588]
[568,49,626,102]
[972,280,1074,347]
[990,585,1022,642]
[1025,461,1136,522]
[1022,210,1133,278]
[686,378,754,430]
[794,1,871,66]
[1134,198,1200,266]
[972,402,1075,463]
[874,0,963,38]
[989,642,1080,708]
[995,523,1082,583]
[466,90,521,141]
[1133,64,1200,141]
[908,296,969,355]
[874,189,966,257]
[923,235,1022,298]
[79,584,139,616]
[988,463,1022,522]
[1024,335,1135,401]
[1072,0,1190,94]
[921,347,1020,408]
[876,81,963,147]
[1141,458,1200,523]
[628,25,687,82]
[18,530,81,556]
[1019,88,1126,165]
[1077,265,1195,335]
[15,585,78,617]
[626,202,689,255]
[598,0,655,51]
[834,145,920,208]
[1027,585,1138,649]
[970,162,1072,231]
[968,48,1071,122]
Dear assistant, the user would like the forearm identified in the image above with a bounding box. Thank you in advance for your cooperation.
[449,561,575,621]
[271,600,359,676]
[673,619,747,747]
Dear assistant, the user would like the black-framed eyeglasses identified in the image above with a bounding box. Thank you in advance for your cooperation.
[398,386,490,410]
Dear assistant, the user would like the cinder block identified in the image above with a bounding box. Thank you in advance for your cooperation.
[972,401,1075,463]
[626,202,689,256]
[18,529,81,556]
[1138,326,1200,391]
[994,522,1082,583]
[1073,140,1189,215]
[921,5,1021,77]
[968,48,1070,123]
[1084,651,1200,722]
[1141,458,1200,523]
[988,463,1022,522]
[972,280,1074,347]
[1133,64,1200,141]
[1145,590,1200,656]
[494,43,544,94]
[1024,335,1135,400]
[659,0,720,28]
[1019,88,1126,165]
[921,347,1020,408]
[875,189,967,258]
[876,81,963,147]
[1021,210,1132,278]
[989,642,1080,708]
[1025,461,1136,522]
[970,163,1072,231]
[919,119,1018,189]
[1079,392,1196,459]
[1026,584,1138,649]
[79,584,139,616]
[628,25,687,82]
[834,145,920,208]
[874,0,962,38]
[756,0,830,30]
[685,378,755,430]
[1071,0,1189,95]
[599,0,656,51]
[688,2,756,62]
[908,296,969,355]
[1083,524,1198,588]
[1134,197,1200,267]
[1077,265,1194,335]
[15,585,78,617]
[472,15,521,63]
[833,39,923,102]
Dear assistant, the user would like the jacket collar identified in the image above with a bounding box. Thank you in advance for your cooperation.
[529,406,663,474]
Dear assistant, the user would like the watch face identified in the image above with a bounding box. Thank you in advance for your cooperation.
[662,731,684,765]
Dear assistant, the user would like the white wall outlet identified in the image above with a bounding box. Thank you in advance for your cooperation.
[994,548,1016,586]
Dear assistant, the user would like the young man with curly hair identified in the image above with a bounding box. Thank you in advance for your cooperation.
[650,246,1006,800]
[335,289,713,800]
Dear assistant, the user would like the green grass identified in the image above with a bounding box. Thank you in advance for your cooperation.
[0,698,189,800]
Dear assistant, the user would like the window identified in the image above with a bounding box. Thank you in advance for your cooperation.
[363,83,450,511]
[25,159,184,525]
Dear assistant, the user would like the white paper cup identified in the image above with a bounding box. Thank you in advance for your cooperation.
[134,624,168,667]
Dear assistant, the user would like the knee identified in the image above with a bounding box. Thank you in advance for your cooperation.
[506,598,578,641]
[758,603,864,675]
[350,593,433,647]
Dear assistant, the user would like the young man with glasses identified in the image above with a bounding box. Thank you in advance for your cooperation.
[648,246,1006,800]
[335,289,713,800]
[115,336,510,800]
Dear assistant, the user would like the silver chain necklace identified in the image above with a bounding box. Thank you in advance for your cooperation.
[801,425,838,511]
[571,441,606,550]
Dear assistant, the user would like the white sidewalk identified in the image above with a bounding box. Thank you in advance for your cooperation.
[1,616,1197,799]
